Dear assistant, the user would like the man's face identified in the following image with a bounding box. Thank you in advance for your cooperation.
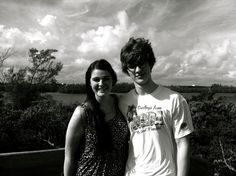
[126,60,152,85]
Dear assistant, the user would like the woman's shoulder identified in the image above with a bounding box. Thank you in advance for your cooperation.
[73,104,86,116]
[66,105,88,141]
[69,104,89,126]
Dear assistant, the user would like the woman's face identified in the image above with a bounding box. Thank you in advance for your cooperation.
[90,69,113,100]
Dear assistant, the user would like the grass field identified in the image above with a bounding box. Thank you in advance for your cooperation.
[43,92,86,105]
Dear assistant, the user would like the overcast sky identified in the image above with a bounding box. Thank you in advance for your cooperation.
[1,0,236,86]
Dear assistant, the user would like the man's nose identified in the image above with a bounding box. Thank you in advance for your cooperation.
[135,66,142,72]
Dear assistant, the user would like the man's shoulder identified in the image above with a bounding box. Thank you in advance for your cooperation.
[118,89,136,108]
[156,85,174,94]
[120,89,134,98]
[157,85,184,100]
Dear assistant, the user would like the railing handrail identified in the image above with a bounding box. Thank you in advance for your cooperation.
[0,148,64,156]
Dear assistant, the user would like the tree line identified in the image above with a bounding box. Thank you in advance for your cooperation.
[1,82,236,94]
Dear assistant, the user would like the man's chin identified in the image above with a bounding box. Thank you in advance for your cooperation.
[135,78,148,85]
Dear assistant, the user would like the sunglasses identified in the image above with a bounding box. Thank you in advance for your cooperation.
[126,60,148,71]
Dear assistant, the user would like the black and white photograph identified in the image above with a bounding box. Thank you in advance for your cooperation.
[0,0,235,176]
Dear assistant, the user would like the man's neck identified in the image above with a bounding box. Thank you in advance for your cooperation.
[134,80,158,95]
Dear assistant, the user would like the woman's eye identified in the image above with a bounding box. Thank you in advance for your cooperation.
[92,78,100,82]
[92,77,111,82]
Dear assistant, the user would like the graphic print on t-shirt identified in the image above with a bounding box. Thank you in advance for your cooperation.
[126,104,164,133]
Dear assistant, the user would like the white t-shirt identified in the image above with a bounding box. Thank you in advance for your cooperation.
[119,85,194,176]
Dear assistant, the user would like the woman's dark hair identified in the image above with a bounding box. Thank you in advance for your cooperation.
[120,37,156,74]
[85,59,117,152]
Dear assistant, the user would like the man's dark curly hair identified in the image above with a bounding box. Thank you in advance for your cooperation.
[120,37,156,74]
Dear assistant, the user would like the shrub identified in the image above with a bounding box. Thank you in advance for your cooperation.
[188,95,236,176]
[0,91,235,176]
[0,105,23,152]
[0,97,76,153]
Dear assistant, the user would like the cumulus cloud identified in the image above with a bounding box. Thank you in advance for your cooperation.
[74,57,90,65]
[0,26,22,48]
[151,37,236,86]
[24,29,48,44]
[227,71,236,79]
[37,14,57,27]
[0,25,58,48]
[184,39,233,68]
[117,11,129,30]
[77,10,137,53]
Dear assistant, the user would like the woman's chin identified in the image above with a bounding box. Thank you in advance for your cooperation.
[96,91,108,97]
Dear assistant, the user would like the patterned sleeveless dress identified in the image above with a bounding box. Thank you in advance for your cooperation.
[75,102,130,176]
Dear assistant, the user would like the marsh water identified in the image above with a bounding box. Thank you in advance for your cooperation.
[44,92,236,105]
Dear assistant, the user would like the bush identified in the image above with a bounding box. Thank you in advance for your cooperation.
[0,97,76,153]
[0,105,23,152]
[188,95,236,176]
[0,91,235,176]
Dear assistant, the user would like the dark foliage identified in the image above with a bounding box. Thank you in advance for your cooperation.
[188,93,236,176]
[0,97,76,153]
[0,104,23,152]
[4,83,40,109]
[0,84,235,176]
[58,83,86,94]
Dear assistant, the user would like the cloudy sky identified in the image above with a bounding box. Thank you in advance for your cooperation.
[1,0,236,86]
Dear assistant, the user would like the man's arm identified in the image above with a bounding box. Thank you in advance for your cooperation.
[176,135,190,176]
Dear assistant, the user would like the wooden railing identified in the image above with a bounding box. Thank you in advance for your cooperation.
[0,148,213,176]
[0,148,64,176]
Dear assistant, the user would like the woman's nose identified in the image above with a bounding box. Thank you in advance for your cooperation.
[98,79,104,85]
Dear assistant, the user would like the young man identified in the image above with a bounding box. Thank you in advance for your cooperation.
[119,37,194,176]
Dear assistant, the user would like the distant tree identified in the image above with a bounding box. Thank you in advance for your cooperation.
[4,48,63,109]
[26,48,63,85]
[0,47,14,82]
[211,84,222,93]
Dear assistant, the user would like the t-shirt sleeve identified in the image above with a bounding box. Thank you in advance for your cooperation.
[173,96,194,139]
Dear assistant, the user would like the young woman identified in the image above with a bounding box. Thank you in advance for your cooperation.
[63,59,130,176]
